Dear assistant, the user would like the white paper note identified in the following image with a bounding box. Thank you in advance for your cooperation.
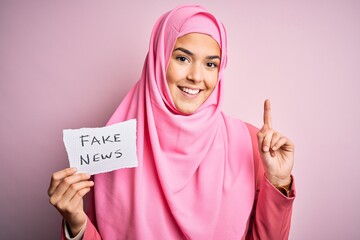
[63,119,138,175]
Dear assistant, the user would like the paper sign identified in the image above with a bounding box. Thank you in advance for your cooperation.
[63,119,138,175]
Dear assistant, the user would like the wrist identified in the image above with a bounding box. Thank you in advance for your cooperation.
[66,215,87,237]
[265,174,292,189]
[64,217,87,239]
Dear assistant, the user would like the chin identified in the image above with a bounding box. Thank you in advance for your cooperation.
[176,105,198,115]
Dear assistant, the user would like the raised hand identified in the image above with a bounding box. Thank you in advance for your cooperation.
[257,99,294,187]
[48,168,94,236]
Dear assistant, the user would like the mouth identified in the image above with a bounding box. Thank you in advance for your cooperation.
[179,87,201,95]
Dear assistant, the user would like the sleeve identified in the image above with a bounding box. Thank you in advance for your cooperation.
[244,123,296,240]
[63,219,86,240]
[61,216,101,240]
[60,184,102,240]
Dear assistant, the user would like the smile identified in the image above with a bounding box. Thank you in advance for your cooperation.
[179,87,201,95]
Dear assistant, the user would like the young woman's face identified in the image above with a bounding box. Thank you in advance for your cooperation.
[166,33,221,115]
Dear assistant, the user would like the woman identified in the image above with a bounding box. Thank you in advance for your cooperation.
[48,5,295,239]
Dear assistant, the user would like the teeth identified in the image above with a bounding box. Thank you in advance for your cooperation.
[181,87,200,95]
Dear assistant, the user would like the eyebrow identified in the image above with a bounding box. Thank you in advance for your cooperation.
[173,47,221,60]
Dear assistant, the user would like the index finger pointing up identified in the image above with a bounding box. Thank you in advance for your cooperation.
[263,99,272,128]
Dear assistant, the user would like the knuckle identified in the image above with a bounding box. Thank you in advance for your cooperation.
[81,173,90,179]
[56,202,66,211]
[263,136,270,143]
[51,173,59,182]
[82,187,90,196]
[76,190,85,198]
[49,197,57,206]
[69,184,77,192]
[63,177,72,186]
[69,184,78,192]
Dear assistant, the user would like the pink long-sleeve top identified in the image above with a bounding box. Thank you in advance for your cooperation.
[61,122,295,240]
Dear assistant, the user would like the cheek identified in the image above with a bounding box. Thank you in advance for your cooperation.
[207,72,219,91]
[166,62,178,86]
[165,68,172,85]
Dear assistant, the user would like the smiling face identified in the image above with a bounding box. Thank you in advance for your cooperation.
[166,33,221,115]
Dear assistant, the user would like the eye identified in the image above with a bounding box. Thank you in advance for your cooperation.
[176,56,190,63]
[207,62,218,68]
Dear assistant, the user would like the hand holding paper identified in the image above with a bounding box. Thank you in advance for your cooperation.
[63,119,138,175]
[48,167,93,236]
[48,119,138,236]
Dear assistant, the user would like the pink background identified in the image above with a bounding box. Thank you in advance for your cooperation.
[1,1,359,239]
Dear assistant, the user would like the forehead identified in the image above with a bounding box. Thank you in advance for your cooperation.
[174,33,220,55]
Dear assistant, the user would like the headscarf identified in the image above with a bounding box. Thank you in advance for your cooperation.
[90,5,254,239]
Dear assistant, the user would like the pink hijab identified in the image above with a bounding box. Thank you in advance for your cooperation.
[90,5,255,239]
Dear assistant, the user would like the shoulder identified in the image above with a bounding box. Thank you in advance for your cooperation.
[244,122,259,146]
[244,122,264,181]
[220,113,259,144]
[220,113,259,149]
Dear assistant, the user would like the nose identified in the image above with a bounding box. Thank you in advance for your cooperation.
[187,63,204,83]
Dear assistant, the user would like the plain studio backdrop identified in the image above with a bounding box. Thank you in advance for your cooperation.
[1,1,359,239]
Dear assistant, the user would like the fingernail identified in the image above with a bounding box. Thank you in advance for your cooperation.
[263,146,269,152]
[71,167,77,172]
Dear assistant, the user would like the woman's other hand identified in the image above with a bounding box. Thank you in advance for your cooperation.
[257,99,295,187]
[48,168,94,236]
